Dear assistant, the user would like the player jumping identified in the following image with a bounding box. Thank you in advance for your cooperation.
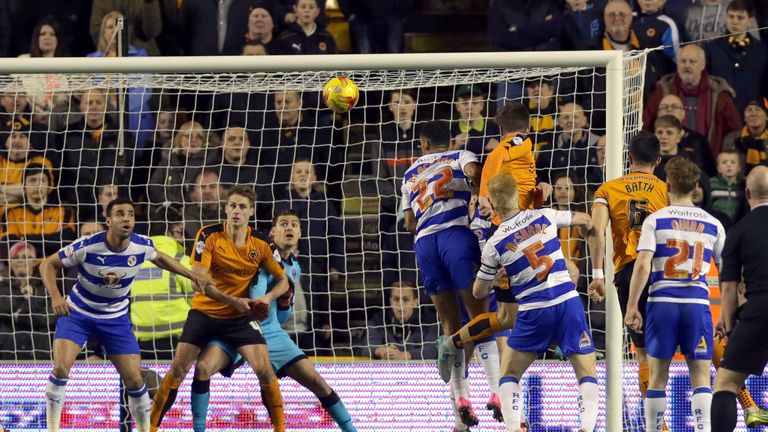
[188,210,357,431]
[625,157,724,431]
[475,172,598,432]
[149,186,289,432]
[40,197,213,432]
[401,120,487,426]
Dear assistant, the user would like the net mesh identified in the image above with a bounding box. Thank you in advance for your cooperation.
[0,51,648,431]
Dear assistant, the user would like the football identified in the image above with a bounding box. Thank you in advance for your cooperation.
[323,76,359,113]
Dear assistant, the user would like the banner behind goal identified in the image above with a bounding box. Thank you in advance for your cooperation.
[0,51,645,430]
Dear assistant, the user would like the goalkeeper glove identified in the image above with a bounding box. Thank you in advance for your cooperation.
[277,279,295,311]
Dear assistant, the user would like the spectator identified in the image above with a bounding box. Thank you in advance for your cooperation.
[656,93,717,175]
[0,122,53,209]
[709,149,748,224]
[60,89,128,218]
[130,233,192,360]
[274,0,326,30]
[273,159,345,355]
[0,241,52,360]
[215,126,259,191]
[450,84,500,161]
[94,183,122,227]
[653,115,709,189]
[138,107,182,193]
[685,0,761,44]
[183,169,224,247]
[705,0,768,113]
[561,0,602,50]
[537,102,599,184]
[632,0,681,63]
[338,0,414,53]
[692,182,733,230]
[551,172,588,263]
[156,0,183,55]
[585,134,606,193]
[276,0,337,54]
[78,220,103,238]
[734,99,768,173]
[17,17,71,129]
[367,281,439,360]
[643,43,742,156]
[89,0,163,56]
[244,6,278,54]
[526,78,558,161]
[242,40,269,55]
[88,11,154,151]
[0,163,76,256]
[148,120,218,207]
[0,93,32,137]
[179,0,259,55]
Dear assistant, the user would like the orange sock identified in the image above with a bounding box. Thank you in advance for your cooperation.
[638,360,649,397]
[453,312,502,348]
[262,379,285,432]
[150,374,182,432]
[738,387,758,410]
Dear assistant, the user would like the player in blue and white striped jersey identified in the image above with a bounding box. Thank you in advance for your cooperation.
[625,157,725,432]
[39,197,214,432]
[401,120,487,427]
[474,173,598,432]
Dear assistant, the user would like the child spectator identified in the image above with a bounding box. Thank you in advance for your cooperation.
[653,114,705,178]
[276,0,337,54]
[684,0,761,44]
[632,0,681,64]
[450,85,500,161]
[274,0,327,30]
[708,149,747,223]
[704,0,768,113]
[562,0,602,50]
[656,94,716,175]
[734,99,768,173]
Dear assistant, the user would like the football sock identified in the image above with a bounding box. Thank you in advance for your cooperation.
[578,376,599,432]
[191,378,211,432]
[499,376,523,432]
[452,313,502,349]
[475,339,500,393]
[639,359,649,396]
[645,389,666,431]
[126,384,151,432]
[449,386,467,431]
[737,387,757,411]
[449,349,470,399]
[46,373,67,432]
[149,374,182,432]
[692,386,712,432]
[261,379,285,432]
[711,391,737,432]
[319,390,356,432]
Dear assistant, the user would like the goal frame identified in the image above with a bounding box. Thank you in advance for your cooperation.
[0,51,625,431]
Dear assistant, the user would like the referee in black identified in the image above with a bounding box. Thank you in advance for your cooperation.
[712,165,768,431]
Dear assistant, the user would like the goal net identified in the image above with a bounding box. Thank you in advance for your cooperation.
[0,51,655,431]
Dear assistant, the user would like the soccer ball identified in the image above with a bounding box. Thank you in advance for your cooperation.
[323,76,359,113]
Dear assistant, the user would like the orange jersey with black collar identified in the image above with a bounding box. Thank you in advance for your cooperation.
[190,223,285,318]
[480,133,538,224]
[0,204,75,238]
[592,172,668,273]
[0,155,53,186]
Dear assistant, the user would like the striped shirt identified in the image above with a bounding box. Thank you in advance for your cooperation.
[637,206,726,305]
[401,150,477,242]
[58,232,157,319]
[478,209,577,311]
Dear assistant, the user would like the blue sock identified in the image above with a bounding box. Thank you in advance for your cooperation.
[320,390,356,432]
[191,379,210,432]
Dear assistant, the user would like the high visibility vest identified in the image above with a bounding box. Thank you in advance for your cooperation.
[708,259,721,325]
[130,236,192,341]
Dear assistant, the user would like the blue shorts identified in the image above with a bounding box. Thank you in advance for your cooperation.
[54,309,140,356]
[414,226,480,296]
[646,301,713,360]
[211,330,307,378]
[508,296,594,356]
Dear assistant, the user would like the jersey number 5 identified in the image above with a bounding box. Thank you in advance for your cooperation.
[664,239,705,279]
[414,167,454,213]
[523,241,554,282]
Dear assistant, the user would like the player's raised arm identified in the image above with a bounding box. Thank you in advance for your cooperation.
[40,252,68,317]
[151,250,213,293]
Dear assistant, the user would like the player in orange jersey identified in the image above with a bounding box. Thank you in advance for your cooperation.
[149,186,289,432]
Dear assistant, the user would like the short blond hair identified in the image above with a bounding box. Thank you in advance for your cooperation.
[487,173,519,214]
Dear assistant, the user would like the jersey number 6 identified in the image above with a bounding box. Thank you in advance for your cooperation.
[414,167,454,213]
[664,239,705,279]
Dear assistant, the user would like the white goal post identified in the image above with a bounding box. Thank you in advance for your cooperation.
[0,50,637,431]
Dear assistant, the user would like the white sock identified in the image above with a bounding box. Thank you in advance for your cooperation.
[499,376,522,432]
[46,374,67,432]
[448,386,467,431]
[475,340,500,393]
[692,386,712,432]
[578,377,599,432]
[449,349,469,399]
[126,384,151,432]
[645,389,667,431]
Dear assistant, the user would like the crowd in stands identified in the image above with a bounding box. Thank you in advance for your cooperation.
[1,0,768,361]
